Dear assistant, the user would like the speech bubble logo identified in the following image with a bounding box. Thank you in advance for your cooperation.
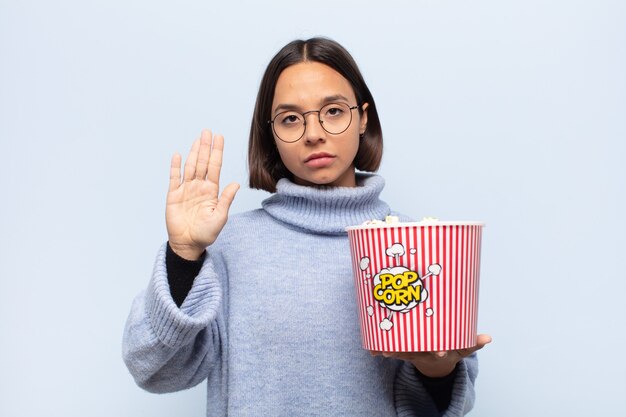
[372,266,428,313]
[371,264,442,330]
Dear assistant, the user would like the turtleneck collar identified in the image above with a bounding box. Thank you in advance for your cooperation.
[261,173,391,235]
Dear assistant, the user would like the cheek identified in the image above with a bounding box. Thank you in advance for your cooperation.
[275,144,296,168]
[345,133,361,158]
[351,142,360,161]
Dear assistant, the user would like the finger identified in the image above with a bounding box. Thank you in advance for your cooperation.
[169,153,182,192]
[215,182,240,216]
[457,334,493,357]
[183,137,201,182]
[207,134,224,186]
[379,351,418,361]
[195,129,212,180]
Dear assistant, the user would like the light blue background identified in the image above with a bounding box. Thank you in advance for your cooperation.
[1,0,624,415]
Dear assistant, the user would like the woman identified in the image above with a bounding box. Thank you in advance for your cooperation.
[123,37,490,416]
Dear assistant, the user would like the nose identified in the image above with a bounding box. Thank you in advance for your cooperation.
[302,111,326,144]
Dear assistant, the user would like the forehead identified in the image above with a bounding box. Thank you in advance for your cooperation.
[272,62,356,110]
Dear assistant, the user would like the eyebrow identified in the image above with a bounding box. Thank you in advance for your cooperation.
[273,94,352,115]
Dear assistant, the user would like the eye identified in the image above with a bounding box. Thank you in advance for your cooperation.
[325,106,345,117]
[277,112,303,126]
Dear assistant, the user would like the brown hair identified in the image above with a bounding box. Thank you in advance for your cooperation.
[248,37,383,192]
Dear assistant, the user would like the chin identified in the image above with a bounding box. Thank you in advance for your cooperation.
[302,173,355,188]
[290,165,356,188]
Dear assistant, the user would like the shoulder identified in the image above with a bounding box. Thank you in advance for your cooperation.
[228,209,267,223]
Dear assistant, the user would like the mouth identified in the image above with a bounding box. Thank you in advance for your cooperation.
[304,152,334,163]
[304,152,335,168]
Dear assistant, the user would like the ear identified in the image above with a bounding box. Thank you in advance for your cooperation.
[359,103,369,135]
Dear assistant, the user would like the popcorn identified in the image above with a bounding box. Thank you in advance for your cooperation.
[362,215,400,225]
[362,219,385,225]
[362,216,439,226]
[385,215,399,224]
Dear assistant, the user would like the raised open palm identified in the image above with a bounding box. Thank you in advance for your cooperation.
[166,129,239,260]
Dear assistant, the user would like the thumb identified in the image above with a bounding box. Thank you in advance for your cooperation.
[458,334,493,357]
[215,182,240,215]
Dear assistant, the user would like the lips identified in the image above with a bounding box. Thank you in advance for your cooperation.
[304,152,335,168]
[304,152,334,163]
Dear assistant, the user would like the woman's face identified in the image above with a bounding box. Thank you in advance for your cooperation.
[271,62,368,188]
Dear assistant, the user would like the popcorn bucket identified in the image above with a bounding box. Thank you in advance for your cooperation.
[345,221,485,352]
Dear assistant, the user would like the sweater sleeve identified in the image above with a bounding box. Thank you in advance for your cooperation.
[122,242,226,393]
[418,366,458,411]
[395,354,478,416]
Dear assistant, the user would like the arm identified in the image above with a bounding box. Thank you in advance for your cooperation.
[417,365,459,411]
[386,336,490,416]
[384,211,488,414]
[122,243,225,392]
[394,354,479,417]
[122,130,238,392]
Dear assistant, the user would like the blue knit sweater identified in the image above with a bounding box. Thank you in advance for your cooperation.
[122,174,478,416]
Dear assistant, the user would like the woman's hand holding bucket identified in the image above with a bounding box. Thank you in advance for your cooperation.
[371,334,492,378]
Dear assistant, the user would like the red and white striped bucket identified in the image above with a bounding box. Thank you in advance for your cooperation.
[346,221,484,352]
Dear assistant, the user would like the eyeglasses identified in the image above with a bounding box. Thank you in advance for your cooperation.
[268,102,360,143]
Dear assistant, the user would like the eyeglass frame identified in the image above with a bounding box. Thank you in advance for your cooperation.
[268,103,361,143]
